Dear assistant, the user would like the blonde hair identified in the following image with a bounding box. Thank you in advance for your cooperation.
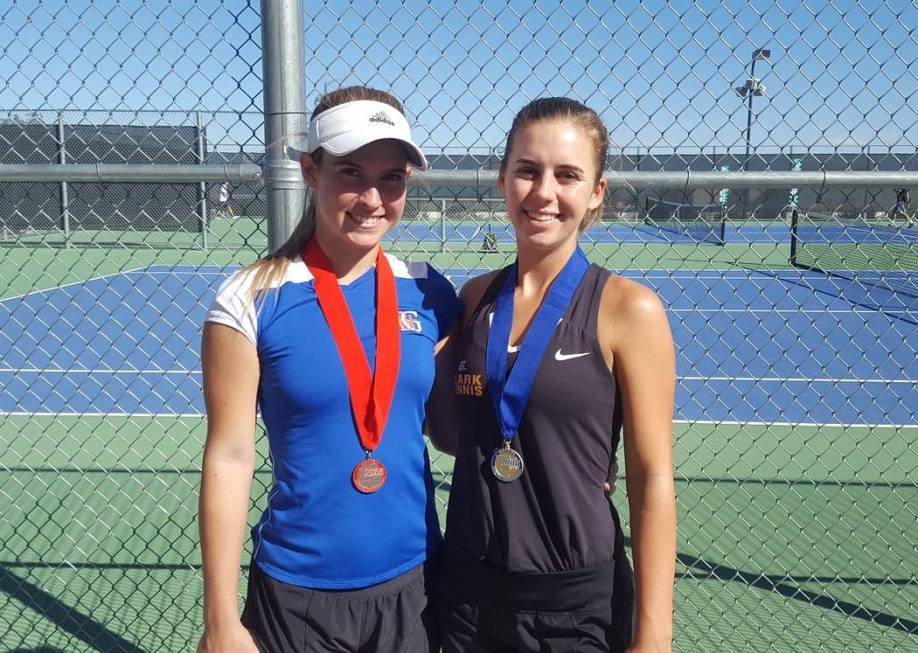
[245,86,407,304]
[501,97,609,231]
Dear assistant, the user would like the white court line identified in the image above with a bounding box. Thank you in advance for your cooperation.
[680,375,913,384]
[627,272,765,276]
[156,267,772,278]
[0,266,148,305]
[0,413,911,428]
[126,269,232,277]
[621,271,791,276]
[1,368,201,375]
[669,307,913,314]
[448,269,847,277]
[622,273,775,280]
[132,263,237,272]
[673,419,915,429]
[3,371,910,383]
[394,268,782,277]
[1,411,202,418]
[138,268,815,281]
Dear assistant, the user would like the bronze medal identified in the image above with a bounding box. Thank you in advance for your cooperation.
[304,238,400,494]
[353,456,387,494]
[491,443,524,482]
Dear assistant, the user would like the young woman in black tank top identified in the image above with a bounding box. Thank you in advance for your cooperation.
[429,98,677,652]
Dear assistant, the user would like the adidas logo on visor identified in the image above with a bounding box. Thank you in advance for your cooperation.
[369,111,395,126]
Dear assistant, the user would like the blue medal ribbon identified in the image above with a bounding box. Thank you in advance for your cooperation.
[486,246,590,443]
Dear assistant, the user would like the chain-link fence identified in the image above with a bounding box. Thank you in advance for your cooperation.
[0,1,915,651]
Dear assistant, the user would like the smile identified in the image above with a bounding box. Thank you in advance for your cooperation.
[524,211,560,223]
[347,212,385,227]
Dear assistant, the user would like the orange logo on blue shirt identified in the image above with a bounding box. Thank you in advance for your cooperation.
[398,310,423,333]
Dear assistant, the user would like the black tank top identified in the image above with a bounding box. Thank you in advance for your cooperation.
[444,264,623,573]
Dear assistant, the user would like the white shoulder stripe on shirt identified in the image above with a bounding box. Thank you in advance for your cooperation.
[385,254,429,280]
[223,254,428,294]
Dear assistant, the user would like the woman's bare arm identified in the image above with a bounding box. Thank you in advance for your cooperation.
[601,277,677,653]
[197,323,260,652]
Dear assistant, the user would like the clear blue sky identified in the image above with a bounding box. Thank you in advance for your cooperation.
[0,0,915,158]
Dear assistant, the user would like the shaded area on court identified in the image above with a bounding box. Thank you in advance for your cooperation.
[670,550,917,634]
[0,459,914,649]
[0,565,145,653]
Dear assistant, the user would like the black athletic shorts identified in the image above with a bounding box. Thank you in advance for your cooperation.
[241,560,438,652]
[434,532,633,653]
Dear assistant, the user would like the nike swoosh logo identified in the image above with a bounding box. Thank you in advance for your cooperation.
[554,349,591,362]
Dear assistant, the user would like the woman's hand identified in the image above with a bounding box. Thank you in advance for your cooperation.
[197,622,260,653]
[626,644,671,653]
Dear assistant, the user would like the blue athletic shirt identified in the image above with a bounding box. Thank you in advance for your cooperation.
[205,254,460,589]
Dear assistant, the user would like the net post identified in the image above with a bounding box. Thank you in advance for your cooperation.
[789,208,799,265]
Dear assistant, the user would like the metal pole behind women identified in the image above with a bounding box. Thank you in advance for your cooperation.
[261,0,307,254]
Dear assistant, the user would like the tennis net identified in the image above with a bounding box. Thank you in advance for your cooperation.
[643,198,726,245]
[790,210,918,297]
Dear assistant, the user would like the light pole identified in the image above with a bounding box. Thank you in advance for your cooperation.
[735,48,770,218]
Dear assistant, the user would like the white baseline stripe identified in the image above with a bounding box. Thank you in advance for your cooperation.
[4,371,909,384]
[125,270,232,277]
[450,271,778,279]
[0,414,910,428]
[1,411,202,417]
[669,308,913,314]
[673,419,915,429]
[1,368,202,375]
[153,266,764,277]
[680,375,913,384]
[134,263,232,272]
[0,266,148,305]
[620,272,769,279]
[450,270,837,280]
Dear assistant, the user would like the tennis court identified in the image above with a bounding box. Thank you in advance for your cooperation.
[385,219,800,246]
[0,218,914,651]
[2,3,917,649]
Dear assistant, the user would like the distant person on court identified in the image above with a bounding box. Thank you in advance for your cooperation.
[430,97,677,652]
[197,86,460,653]
[891,188,911,225]
[218,181,235,217]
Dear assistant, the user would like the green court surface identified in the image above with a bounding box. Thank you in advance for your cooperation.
[0,216,792,299]
[1,218,914,651]
[0,415,914,651]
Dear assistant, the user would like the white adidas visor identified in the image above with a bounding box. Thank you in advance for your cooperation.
[305,100,428,170]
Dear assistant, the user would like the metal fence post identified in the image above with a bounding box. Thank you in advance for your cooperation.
[195,112,208,251]
[57,113,70,246]
[440,198,447,253]
[261,0,307,254]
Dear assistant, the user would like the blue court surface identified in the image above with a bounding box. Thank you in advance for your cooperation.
[385,222,796,245]
[383,221,914,245]
[0,264,914,426]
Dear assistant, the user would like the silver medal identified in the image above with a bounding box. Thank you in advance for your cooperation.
[491,443,524,482]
